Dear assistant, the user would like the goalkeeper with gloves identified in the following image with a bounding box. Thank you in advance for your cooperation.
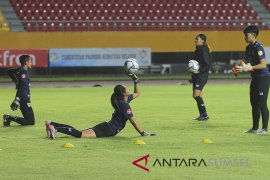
[3,55,35,126]
[235,25,270,135]
[45,73,157,139]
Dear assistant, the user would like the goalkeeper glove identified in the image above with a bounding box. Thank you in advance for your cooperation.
[192,70,199,74]
[128,73,139,84]
[141,131,157,136]
[242,63,253,72]
[235,62,253,72]
[10,97,20,111]
[232,63,239,76]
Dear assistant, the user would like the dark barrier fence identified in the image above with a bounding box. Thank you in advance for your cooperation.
[0,51,246,75]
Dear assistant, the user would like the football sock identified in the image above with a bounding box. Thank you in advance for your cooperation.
[50,122,82,138]
[194,96,207,116]
[260,105,269,130]
[251,107,260,130]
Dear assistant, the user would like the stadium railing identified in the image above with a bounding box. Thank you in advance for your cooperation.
[2,19,269,32]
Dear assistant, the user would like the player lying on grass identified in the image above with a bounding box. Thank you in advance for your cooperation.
[45,74,157,139]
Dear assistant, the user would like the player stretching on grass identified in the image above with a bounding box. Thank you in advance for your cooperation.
[45,74,156,139]
[235,25,269,135]
[190,34,212,121]
[3,55,35,126]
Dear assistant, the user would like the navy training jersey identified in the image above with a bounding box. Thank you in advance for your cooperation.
[246,41,269,78]
[107,94,134,135]
[7,67,31,100]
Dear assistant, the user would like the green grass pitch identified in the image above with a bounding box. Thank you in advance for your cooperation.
[0,83,269,179]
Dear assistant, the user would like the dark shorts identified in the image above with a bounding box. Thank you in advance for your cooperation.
[88,122,114,138]
[192,73,208,90]
[250,75,270,103]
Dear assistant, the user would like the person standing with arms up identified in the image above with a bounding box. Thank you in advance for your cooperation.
[236,25,269,135]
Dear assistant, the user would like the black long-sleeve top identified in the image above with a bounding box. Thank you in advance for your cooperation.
[194,45,212,74]
[7,67,30,100]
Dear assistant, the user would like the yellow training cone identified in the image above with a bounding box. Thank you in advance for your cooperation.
[63,143,74,148]
[202,138,213,144]
[134,140,146,145]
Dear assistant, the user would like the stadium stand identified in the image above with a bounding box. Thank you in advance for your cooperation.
[261,0,270,11]
[0,10,10,32]
[9,0,269,31]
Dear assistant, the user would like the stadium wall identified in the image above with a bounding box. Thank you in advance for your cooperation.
[1,31,270,52]
[1,31,269,75]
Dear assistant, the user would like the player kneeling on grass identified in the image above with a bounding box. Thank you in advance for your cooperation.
[3,55,35,126]
[45,74,156,139]
[235,25,270,135]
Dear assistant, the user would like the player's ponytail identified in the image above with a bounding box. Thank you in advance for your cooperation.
[111,85,126,111]
[197,34,211,52]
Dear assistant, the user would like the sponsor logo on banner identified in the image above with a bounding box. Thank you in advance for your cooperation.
[0,49,48,68]
[49,48,151,67]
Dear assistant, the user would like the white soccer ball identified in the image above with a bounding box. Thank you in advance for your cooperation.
[188,60,200,72]
[124,58,139,74]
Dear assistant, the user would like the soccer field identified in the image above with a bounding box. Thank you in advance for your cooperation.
[1,83,269,180]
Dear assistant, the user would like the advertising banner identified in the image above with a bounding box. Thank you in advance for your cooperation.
[49,48,151,67]
[0,49,48,68]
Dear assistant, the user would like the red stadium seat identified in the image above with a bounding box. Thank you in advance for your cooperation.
[10,0,269,31]
[261,0,270,12]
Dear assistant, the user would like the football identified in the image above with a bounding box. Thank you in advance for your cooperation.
[124,58,139,74]
[188,60,200,72]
